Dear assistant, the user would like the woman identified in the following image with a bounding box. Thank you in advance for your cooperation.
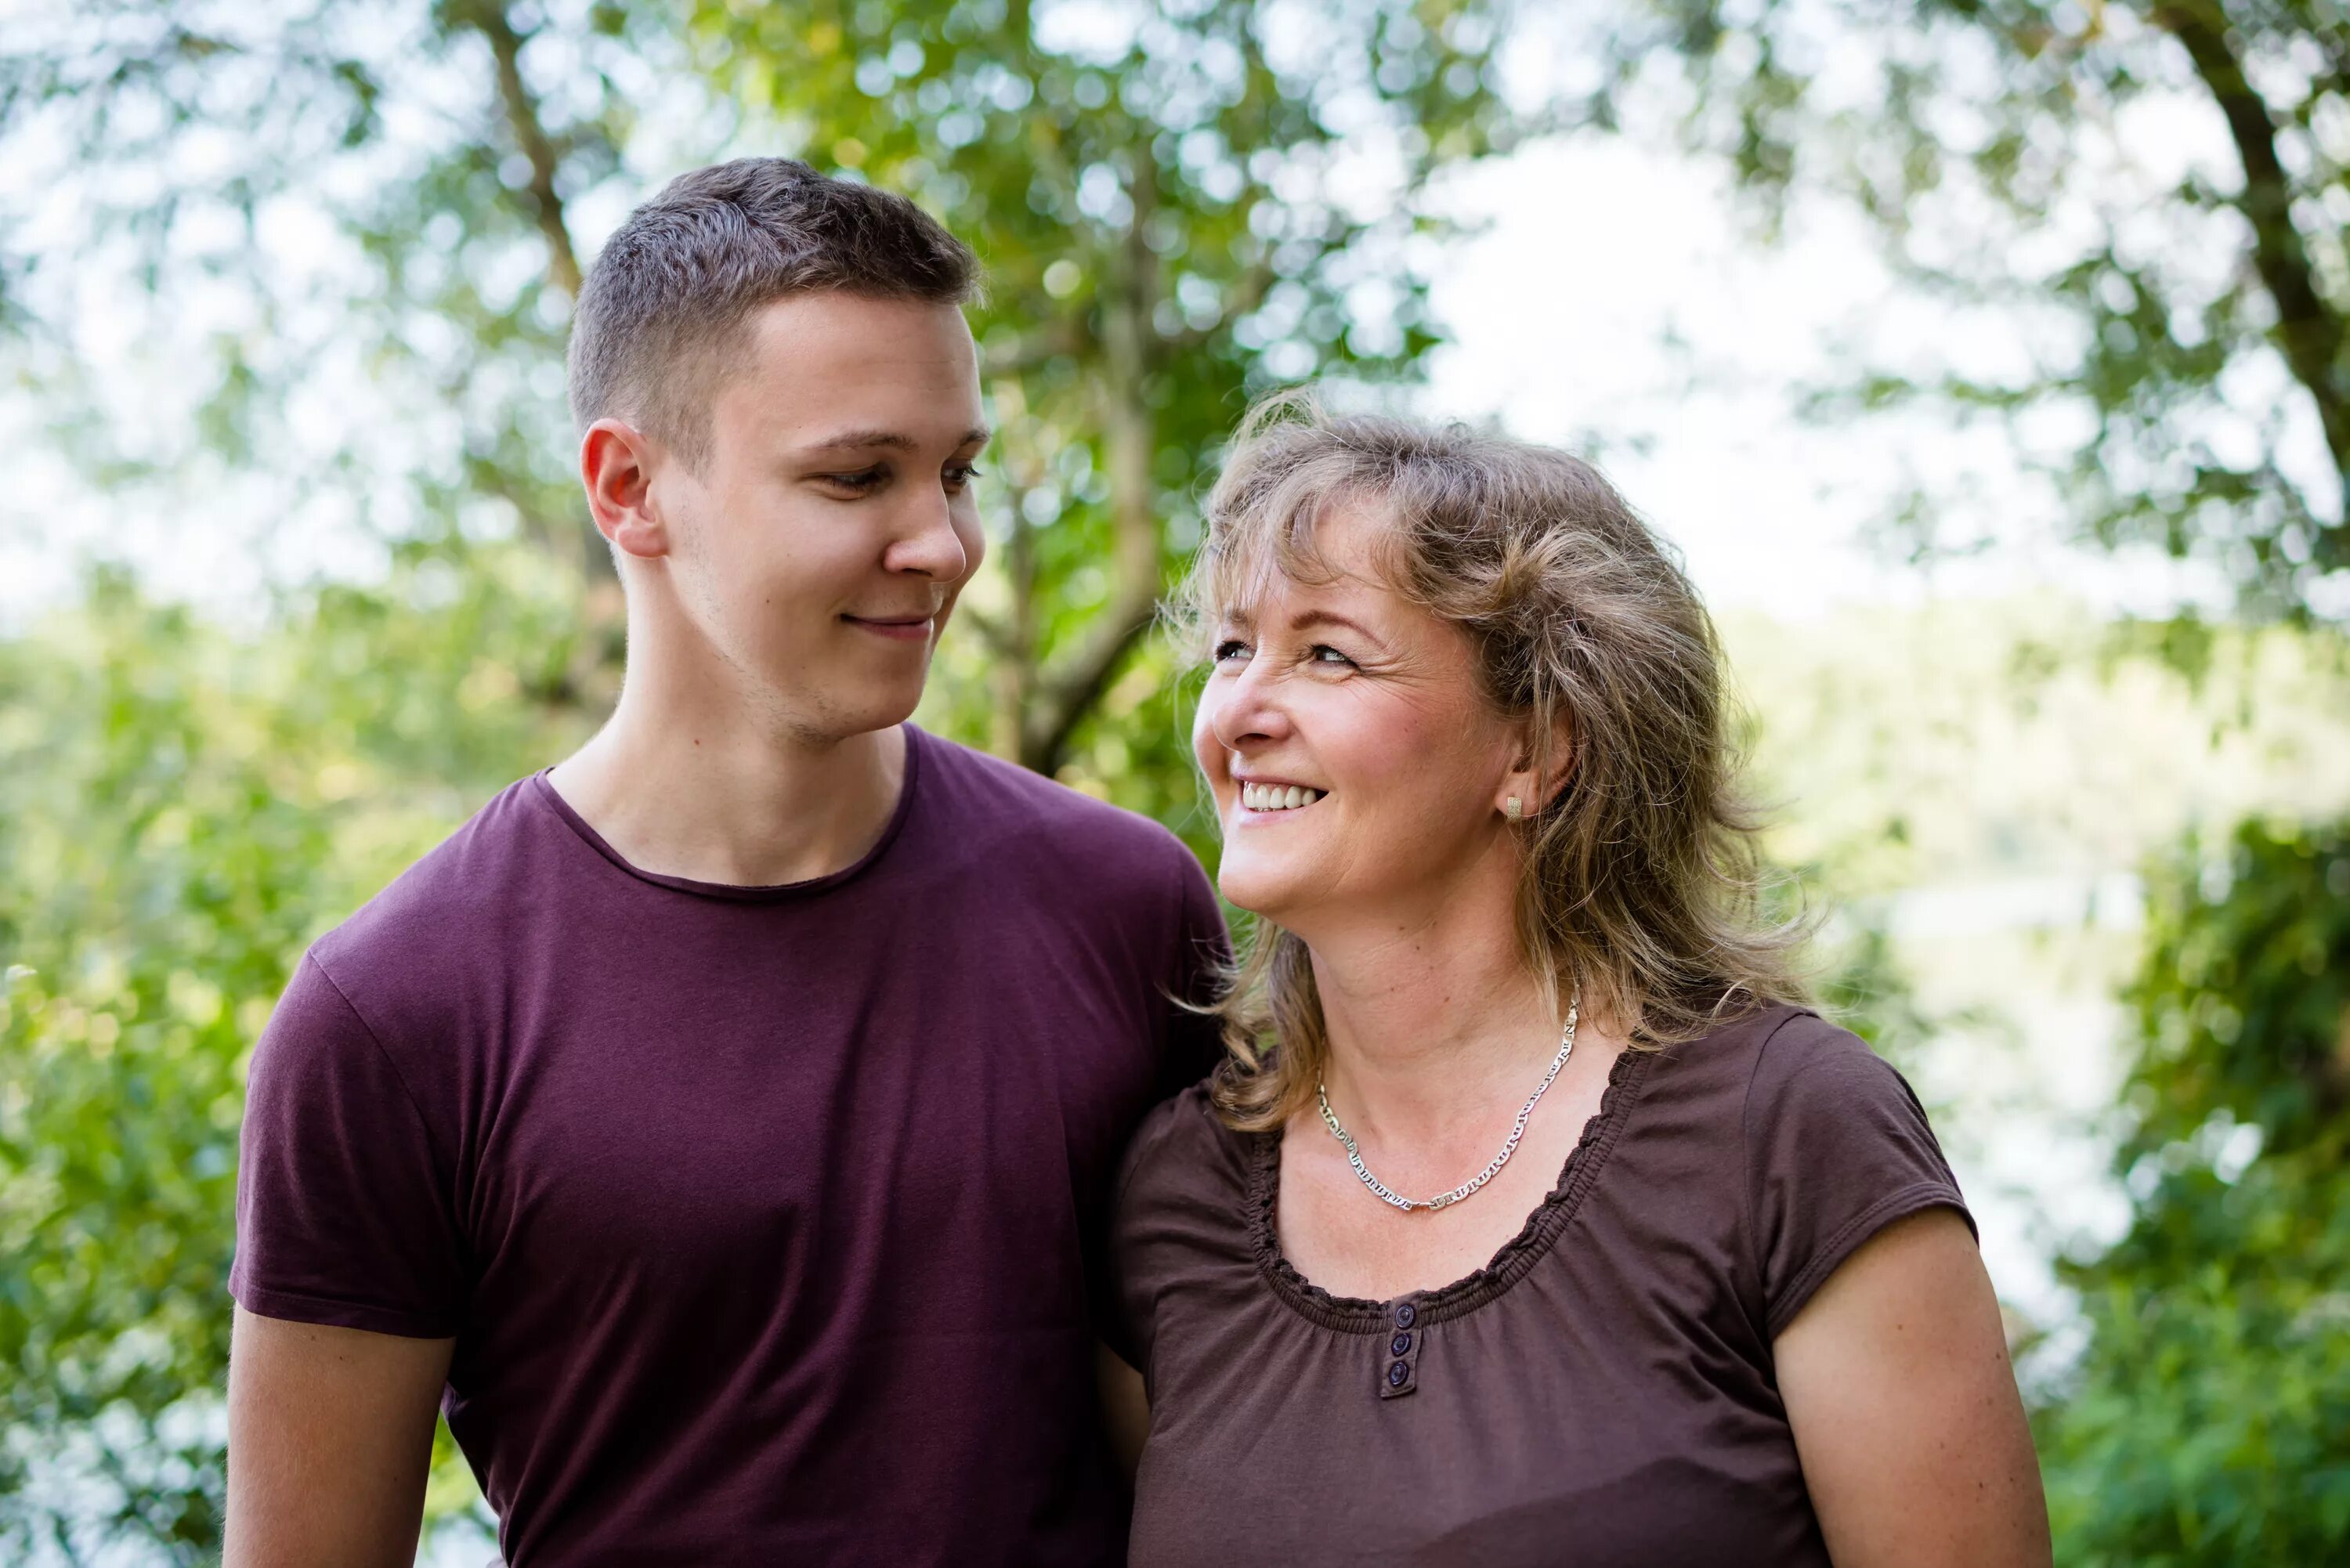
[1104,399,2051,1566]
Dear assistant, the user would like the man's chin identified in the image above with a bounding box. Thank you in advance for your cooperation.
[783,677,927,746]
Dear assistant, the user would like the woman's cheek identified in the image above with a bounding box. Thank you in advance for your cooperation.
[1191,685,1230,779]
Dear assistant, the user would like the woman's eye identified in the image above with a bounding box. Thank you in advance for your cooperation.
[943,463,982,493]
[1213,639,1251,663]
[822,468,886,493]
[1311,644,1357,667]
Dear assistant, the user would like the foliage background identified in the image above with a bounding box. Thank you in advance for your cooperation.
[3,1,2348,1563]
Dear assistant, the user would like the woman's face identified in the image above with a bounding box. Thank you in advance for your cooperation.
[1193,505,1527,933]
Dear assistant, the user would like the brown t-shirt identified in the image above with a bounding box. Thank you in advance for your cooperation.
[1111,1004,1971,1568]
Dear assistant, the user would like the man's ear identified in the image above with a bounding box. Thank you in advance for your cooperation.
[580,418,671,564]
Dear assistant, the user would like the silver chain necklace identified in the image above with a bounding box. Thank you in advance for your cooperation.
[1316,996,1579,1213]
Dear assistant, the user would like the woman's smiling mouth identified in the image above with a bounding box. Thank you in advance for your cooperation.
[1239,782,1324,813]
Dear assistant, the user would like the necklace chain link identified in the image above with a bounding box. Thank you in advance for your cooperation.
[1316,996,1579,1213]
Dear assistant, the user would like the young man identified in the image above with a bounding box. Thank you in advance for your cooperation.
[224,158,1225,1567]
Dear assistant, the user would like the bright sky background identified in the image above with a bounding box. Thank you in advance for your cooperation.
[1421,133,2228,620]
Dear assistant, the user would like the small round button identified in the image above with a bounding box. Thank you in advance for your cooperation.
[1386,1360,1410,1388]
[1394,1302,1417,1328]
[1390,1332,1412,1357]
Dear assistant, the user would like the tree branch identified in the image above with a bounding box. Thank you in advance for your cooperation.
[1018,175,1166,774]
[465,1,582,297]
[2157,2,2350,493]
[994,493,1043,761]
[1019,586,1160,771]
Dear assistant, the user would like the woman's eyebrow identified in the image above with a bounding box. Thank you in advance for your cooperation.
[1291,609,1386,647]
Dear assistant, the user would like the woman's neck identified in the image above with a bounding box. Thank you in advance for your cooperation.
[1305,891,1570,1151]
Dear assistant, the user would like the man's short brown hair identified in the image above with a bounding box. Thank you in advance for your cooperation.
[566,157,979,468]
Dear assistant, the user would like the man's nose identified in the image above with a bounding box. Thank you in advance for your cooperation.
[883,490,971,581]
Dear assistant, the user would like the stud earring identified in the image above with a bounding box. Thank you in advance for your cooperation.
[1504,796,1523,822]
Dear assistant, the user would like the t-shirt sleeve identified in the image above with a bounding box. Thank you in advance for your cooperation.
[1743,1011,1973,1340]
[1090,851,1228,1360]
[230,952,468,1339]
[1157,846,1232,1099]
[1103,1092,1193,1377]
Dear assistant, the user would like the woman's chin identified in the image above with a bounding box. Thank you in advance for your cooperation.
[1214,862,1327,931]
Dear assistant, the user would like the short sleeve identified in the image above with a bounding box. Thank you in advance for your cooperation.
[1158,847,1232,1098]
[1743,1013,1972,1339]
[230,952,468,1338]
[1089,852,1228,1360]
[1103,1093,1195,1376]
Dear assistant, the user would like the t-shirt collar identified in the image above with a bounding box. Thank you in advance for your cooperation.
[527,723,927,902]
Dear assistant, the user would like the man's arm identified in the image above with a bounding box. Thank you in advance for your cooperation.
[1776,1209,2052,1567]
[224,1306,456,1568]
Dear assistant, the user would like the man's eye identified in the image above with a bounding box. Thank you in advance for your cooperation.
[822,468,886,493]
[1213,639,1251,663]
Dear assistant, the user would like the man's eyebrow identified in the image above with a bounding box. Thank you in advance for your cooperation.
[801,425,993,453]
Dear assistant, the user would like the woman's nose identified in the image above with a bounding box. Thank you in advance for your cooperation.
[1206,659,1292,750]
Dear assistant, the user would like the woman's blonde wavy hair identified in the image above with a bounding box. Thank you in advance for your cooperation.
[1177,394,1810,1133]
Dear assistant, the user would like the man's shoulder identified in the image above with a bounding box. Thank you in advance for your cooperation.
[916,728,1200,883]
[308,773,559,1005]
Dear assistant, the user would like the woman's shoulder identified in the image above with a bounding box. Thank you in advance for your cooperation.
[1726,1003,1931,1132]
[1115,1077,1258,1225]
[1672,1003,1970,1337]
[1650,1002,1902,1113]
[1110,1078,1265,1369]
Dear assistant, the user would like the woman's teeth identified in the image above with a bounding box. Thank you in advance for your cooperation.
[1241,783,1321,812]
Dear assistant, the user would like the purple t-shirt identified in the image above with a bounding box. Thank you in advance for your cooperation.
[230,726,1227,1566]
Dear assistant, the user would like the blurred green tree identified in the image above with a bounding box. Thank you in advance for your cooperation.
[2033,817,2350,1563]
[685,0,1520,779]
[1596,0,2350,621]
[0,546,606,1559]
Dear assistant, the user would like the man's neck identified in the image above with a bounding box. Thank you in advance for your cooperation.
[545,654,909,889]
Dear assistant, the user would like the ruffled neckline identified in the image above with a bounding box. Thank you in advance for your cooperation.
[1246,1043,1655,1333]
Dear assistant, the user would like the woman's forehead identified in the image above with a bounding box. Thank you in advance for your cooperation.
[1217,565,1388,628]
[1209,500,1395,620]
